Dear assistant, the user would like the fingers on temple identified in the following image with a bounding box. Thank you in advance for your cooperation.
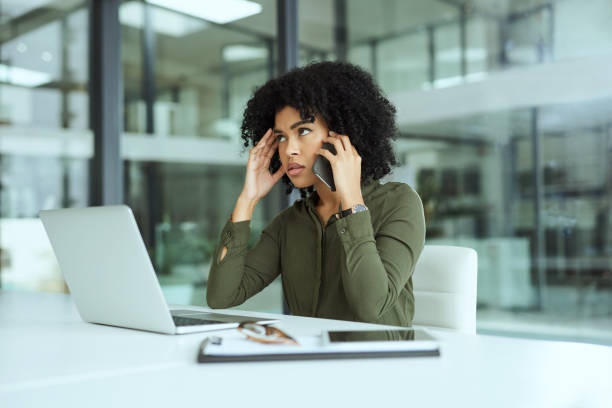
[324,136,343,154]
[318,147,335,162]
[340,135,351,152]
[328,131,350,152]
[254,128,272,149]
[262,138,278,159]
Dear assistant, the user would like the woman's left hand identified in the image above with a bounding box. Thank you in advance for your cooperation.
[317,131,365,210]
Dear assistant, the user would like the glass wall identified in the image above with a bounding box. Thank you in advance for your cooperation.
[0,0,284,312]
[2,0,611,344]
[119,0,283,311]
[335,0,612,344]
[0,0,89,291]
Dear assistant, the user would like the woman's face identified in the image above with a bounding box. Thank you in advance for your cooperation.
[274,106,328,189]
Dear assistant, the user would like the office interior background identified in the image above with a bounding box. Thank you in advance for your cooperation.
[1,0,611,345]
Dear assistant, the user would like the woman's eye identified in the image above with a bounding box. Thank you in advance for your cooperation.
[277,135,286,142]
[298,128,311,136]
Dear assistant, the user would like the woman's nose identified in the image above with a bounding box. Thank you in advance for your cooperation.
[286,137,300,155]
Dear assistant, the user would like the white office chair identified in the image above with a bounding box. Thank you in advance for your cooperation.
[412,245,478,334]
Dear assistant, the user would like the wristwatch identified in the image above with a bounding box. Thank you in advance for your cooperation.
[337,203,368,219]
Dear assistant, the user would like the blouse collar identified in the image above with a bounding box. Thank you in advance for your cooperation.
[305,178,379,209]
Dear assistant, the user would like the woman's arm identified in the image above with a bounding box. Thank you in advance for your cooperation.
[206,216,281,309]
[216,193,258,263]
[318,131,425,322]
[206,128,285,308]
[335,185,425,322]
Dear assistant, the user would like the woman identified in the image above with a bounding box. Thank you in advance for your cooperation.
[206,61,425,326]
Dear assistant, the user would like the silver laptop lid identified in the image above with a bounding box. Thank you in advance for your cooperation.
[40,205,176,334]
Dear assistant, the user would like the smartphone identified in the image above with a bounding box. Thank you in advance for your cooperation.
[312,142,336,191]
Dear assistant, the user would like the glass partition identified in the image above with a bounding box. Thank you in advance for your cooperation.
[297,0,612,344]
[2,0,611,344]
[119,0,283,311]
[0,1,89,292]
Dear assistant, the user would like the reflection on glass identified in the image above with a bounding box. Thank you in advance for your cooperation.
[328,330,417,342]
[0,1,90,292]
[2,0,611,345]
[296,0,612,344]
[403,102,612,344]
[120,1,282,311]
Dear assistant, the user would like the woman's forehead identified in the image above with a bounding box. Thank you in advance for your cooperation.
[274,106,317,127]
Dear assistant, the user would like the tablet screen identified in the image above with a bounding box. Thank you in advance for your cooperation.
[327,329,434,343]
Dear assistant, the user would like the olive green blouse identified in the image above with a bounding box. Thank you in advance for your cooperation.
[206,180,426,327]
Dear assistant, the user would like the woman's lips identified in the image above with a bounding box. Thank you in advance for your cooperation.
[287,165,305,176]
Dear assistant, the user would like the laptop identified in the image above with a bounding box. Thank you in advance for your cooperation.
[39,205,278,334]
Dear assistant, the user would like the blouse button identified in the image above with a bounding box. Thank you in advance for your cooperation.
[340,228,346,234]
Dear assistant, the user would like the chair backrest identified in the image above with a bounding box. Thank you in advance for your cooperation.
[412,245,478,334]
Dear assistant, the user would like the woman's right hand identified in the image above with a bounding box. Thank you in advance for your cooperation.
[241,128,285,202]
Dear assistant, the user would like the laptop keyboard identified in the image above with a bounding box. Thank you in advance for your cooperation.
[172,316,221,327]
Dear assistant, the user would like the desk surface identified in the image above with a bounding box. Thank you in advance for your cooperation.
[1,291,611,408]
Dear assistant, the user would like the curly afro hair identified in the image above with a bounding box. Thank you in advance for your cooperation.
[240,61,399,196]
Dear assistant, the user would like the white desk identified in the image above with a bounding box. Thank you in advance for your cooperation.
[1,291,611,408]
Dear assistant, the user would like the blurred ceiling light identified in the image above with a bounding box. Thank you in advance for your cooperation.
[0,64,51,87]
[41,52,53,62]
[147,0,262,24]
[223,45,266,62]
[120,1,208,37]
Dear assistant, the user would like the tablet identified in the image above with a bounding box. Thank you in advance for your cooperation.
[321,329,439,352]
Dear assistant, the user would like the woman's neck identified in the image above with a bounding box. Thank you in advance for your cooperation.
[313,179,341,211]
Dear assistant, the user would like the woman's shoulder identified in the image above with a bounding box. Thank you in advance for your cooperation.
[367,180,421,204]
[368,181,425,228]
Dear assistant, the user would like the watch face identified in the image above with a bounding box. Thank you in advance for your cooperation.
[353,204,368,213]
[339,204,368,219]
